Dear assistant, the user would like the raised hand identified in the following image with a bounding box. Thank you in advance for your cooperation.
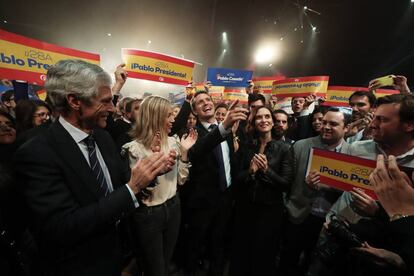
[393,75,410,94]
[253,153,268,173]
[112,63,128,94]
[180,128,198,153]
[304,94,317,108]
[150,132,161,153]
[354,242,405,268]
[249,158,259,175]
[350,188,379,217]
[128,152,168,194]
[222,100,248,130]
[370,154,414,217]
[305,170,320,190]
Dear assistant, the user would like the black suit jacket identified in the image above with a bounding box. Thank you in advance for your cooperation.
[170,100,192,136]
[112,119,133,151]
[186,121,236,208]
[14,120,135,276]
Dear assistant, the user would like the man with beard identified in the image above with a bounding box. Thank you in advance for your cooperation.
[308,88,414,276]
[328,93,414,223]
[273,109,293,144]
[346,91,376,143]
[279,108,352,276]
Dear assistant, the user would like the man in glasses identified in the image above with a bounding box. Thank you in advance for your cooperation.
[1,90,16,118]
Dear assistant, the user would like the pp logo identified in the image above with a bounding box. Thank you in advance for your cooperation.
[40,75,47,81]
[159,77,165,82]
[155,62,168,69]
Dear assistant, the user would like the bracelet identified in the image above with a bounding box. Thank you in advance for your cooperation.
[389,214,409,222]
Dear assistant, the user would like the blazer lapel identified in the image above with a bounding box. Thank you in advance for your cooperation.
[196,122,221,163]
[49,121,102,199]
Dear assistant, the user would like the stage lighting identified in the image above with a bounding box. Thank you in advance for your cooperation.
[254,45,279,63]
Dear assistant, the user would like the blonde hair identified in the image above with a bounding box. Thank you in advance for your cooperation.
[131,95,172,149]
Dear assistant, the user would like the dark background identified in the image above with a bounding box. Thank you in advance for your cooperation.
[1,0,413,88]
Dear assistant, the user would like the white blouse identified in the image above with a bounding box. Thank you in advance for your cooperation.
[122,136,190,206]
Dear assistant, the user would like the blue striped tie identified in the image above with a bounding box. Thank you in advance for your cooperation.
[84,135,109,197]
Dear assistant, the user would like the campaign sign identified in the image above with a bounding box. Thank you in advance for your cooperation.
[195,83,206,92]
[122,49,195,85]
[323,86,368,107]
[223,87,248,104]
[253,76,285,94]
[207,67,253,87]
[323,86,399,107]
[0,28,100,85]
[306,148,378,200]
[272,76,329,98]
[0,84,11,93]
[209,86,225,102]
[194,84,224,102]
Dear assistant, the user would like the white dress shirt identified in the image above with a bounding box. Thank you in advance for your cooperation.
[200,121,232,188]
[59,116,139,207]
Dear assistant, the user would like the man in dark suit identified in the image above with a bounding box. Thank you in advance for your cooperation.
[183,91,247,276]
[14,59,174,276]
[111,97,142,150]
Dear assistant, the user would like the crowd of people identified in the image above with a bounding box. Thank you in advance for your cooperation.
[0,60,413,276]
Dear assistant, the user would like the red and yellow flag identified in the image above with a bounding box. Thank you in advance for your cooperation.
[253,76,285,94]
[272,76,329,98]
[0,28,100,85]
[122,49,195,85]
[324,86,399,107]
[223,87,248,105]
[307,148,377,199]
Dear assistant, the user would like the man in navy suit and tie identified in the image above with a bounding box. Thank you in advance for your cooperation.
[183,91,247,275]
[14,59,174,276]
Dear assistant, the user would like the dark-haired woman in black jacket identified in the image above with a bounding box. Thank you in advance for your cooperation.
[229,106,293,276]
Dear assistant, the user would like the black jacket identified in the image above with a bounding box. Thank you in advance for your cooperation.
[235,139,293,205]
[14,121,134,276]
[187,121,236,209]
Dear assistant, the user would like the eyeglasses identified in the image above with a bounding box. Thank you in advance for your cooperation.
[34,112,50,118]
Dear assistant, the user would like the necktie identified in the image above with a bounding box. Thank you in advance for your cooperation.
[84,134,110,197]
[209,124,228,191]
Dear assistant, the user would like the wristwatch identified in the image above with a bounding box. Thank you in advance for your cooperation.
[389,214,409,222]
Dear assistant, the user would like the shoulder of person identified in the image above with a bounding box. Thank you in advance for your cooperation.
[349,140,375,155]
[168,135,181,147]
[292,136,318,149]
[268,139,290,151]
[121,140,148,159]
[339,140,351,153]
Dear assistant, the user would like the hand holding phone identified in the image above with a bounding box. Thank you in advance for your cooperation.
[369,75,395,90]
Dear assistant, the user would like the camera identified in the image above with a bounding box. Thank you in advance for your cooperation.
[315,214,364,266]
